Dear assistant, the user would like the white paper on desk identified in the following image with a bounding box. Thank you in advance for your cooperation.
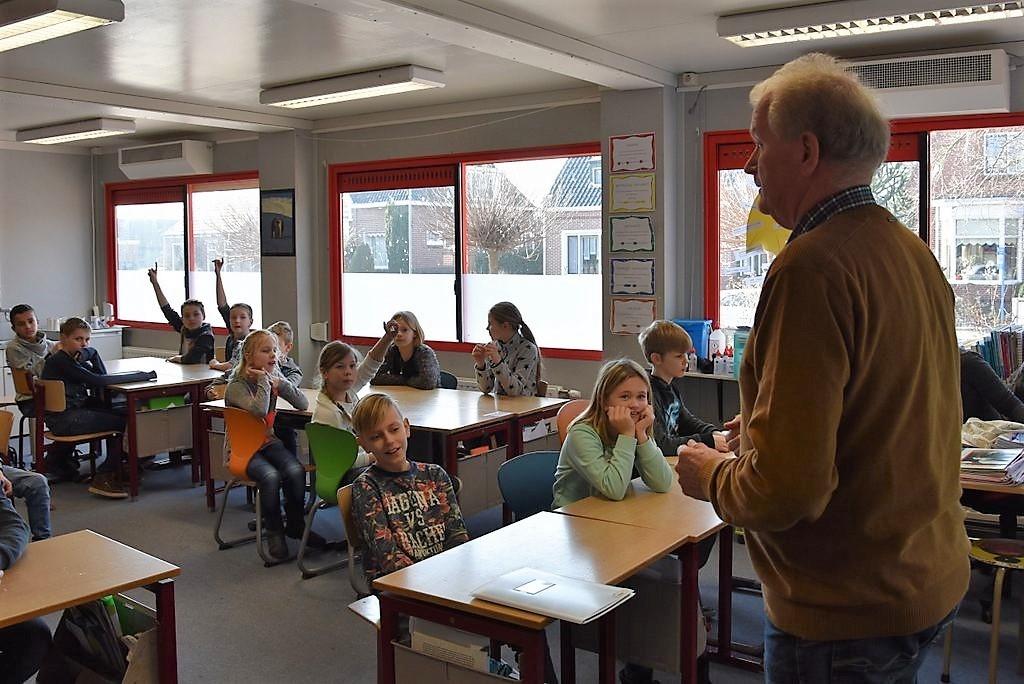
[609,215,655,252]
[610,132,655,172]
[610,298,656,335]
[609,174,655,213]
[610,259,655,295]
[472,567,634,624]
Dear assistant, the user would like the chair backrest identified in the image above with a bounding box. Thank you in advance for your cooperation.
[556,399,589,444]
[305,423,359,505]
[0,409,13,456]
[338,484,372,597]
[10,368,33,396]
[536,379,549,398]
[214,346,226,363]
[438,371,458,390]
[496,450,560,521]
[223,407,269,479]
[36,379,68,413]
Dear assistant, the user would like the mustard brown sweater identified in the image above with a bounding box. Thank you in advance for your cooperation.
[698,204,969,640]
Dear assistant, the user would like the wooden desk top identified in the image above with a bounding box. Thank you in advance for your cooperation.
[373,511,686,629]
[106,356,223,391]
[202,385,566,434]
[0,530,180,628]
[555,475,725,543]
[961,478,1024,495]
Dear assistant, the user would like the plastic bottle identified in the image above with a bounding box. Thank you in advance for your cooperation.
[713,353,725,375]
[709,328,726,358]
[686,349,698,373]
[725,346,734,376]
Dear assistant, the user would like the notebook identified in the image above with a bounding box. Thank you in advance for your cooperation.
[471,567,635,624]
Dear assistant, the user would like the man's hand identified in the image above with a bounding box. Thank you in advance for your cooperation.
[1,472,12,497]
[724,413,742,452]
[634,405,655,443]
[676,439,730,501]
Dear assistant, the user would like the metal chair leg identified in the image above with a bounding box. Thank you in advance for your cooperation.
[1018,571,1024,675]
[214,478,257,549]
[942,620,953,682]
[297,498,349,580]
[990,567,1006,684]
[16,415,29,469]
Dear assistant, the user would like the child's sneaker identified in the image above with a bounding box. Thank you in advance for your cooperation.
[87,472,129,499]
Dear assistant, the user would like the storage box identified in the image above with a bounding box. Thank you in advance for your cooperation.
[395,642,513,683]
[135,404,192,457]
[411,618,491,673]
[456,445,507,517]
[572,556,707,673]
[673,319,712,359]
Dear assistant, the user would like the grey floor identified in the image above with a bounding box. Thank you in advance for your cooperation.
[14,462,1023,683]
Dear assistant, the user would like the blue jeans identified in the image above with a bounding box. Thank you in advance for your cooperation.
[0,617,50,684]
[46,407,125,474]
[246,439,306,535]
[765,607,956,683]
[1,466,51,540]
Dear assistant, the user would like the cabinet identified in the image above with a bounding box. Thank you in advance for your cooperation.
[41,326,124,361]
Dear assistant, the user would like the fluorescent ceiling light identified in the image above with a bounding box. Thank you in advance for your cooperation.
[0,0,124,52]
[260,65,446,108]
[16,117,135,144]
[718,1,1024,48]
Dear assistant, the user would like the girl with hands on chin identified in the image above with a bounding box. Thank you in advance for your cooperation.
[552,359,675,508]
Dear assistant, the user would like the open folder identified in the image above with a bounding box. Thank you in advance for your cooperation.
[471,567,635,624]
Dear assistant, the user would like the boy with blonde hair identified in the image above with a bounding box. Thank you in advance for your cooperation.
[350,393,467,583]
[638,320,727,456]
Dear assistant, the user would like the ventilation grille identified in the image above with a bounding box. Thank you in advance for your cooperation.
[120,142,184,165]
[847,53,993,90]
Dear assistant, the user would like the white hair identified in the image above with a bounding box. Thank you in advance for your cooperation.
[750,53,889,175]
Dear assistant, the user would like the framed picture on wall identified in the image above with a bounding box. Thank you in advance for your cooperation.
[260,188,295,256]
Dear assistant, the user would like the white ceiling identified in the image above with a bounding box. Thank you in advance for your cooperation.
[0,0,1022,148]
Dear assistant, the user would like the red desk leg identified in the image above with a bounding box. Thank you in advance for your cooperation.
[444,433,459,476]
[598,612,616,684]
[126,393,140,500]
[202,409,216,512]
[378,594,399,684]
[560,622,576,684]
[147,578,178,684]
[519,629,547,684]
[718,526,733,662]
[679,542,699,684]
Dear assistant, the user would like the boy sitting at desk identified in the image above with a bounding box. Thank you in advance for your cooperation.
[350,393,467,584]
[638,320,728,457]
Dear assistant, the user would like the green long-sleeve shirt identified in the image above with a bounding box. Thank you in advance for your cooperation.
[552,422,674,508]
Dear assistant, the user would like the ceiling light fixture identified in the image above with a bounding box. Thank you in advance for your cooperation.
[260,65,446,108]
[718,1,1024,48]
[16,117,135,144]
[0,0,124,52]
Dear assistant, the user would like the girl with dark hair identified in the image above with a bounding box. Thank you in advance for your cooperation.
[471,301,541,397]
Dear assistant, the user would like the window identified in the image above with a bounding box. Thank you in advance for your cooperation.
[707,117,1024,344]
[107,173,261,329]
[330,145,602,356]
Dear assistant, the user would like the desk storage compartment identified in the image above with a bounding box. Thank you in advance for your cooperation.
[207,429,230,482]
[456,445,507,517]
[572,556,707,673]
[395,642,512,683]
[135,404,193,457]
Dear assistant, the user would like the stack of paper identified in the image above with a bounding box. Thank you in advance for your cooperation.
[991,431,1024,450]
[961,448,1024,485]
[471,567,635,625]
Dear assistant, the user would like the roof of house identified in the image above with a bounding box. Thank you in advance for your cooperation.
[546,156,601,209]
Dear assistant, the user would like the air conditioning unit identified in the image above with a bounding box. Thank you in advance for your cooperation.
[118,140,214,180]
[846,49,1009,118]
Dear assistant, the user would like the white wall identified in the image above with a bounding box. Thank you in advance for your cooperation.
[0,146,93,339]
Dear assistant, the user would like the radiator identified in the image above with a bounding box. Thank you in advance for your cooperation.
[122,346,176,360]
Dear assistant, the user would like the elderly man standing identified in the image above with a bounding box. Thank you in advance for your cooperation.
[677,53,968,682]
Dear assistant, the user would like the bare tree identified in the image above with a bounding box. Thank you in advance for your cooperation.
[195,196,260,271]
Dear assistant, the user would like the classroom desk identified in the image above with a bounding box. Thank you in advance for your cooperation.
[961,477,1024,495]
[198,386,567,511]
[554,477,758,681]
[106,357,223,500]
[0,529,181,683]
[373,511,685,684]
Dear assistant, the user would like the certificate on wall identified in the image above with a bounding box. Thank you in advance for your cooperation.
[609,215,655,252]
[609,132,655,172]
[610,298,657,335]
[610,259,655,296]
[609,174,655,213]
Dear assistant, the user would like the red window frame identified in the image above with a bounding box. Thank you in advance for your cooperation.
[106,170,259,333]
[703,112,1024,327]
[328,143,603,361]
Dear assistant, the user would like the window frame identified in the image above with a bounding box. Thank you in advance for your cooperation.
[105,170,260,333]
[703,111,1024,327]
[328,143,602,360]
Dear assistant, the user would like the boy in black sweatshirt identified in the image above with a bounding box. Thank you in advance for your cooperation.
[0,495,51,682]
[146,263,215,364]
[42,318,156,498]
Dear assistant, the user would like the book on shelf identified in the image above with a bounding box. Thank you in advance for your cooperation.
[471,567,635,625]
